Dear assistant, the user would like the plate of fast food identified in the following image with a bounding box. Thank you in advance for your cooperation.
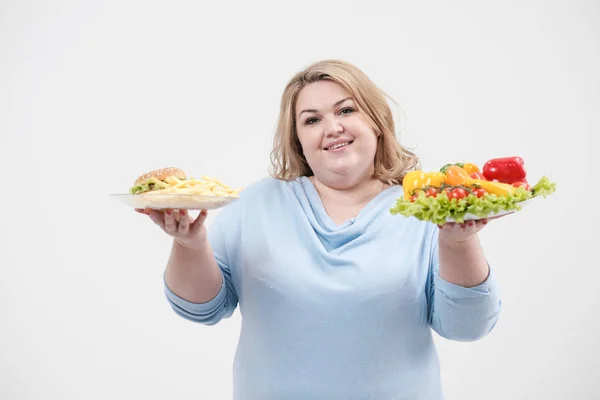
[111,167,242,210]
[390,156,556,224]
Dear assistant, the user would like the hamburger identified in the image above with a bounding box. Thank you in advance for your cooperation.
[130,167,187,194]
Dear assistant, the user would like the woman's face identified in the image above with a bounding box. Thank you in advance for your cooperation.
[295,80,378,189]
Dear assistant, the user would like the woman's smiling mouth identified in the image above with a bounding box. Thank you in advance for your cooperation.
[324,140,354,151]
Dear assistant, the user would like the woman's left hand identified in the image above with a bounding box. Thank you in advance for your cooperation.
[437,219,488,242]
[437,212,511,242]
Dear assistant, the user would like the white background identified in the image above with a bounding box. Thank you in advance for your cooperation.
[1,0,598,399]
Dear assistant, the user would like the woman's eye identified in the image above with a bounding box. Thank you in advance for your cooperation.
[305,117,319,125]
[340,107,354,115]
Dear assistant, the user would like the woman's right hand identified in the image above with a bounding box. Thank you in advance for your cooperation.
[135,208,209,250]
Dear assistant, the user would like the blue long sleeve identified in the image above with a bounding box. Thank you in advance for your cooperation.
[163,176,502,399]
[426,230,502,341]
[163,257,237,326]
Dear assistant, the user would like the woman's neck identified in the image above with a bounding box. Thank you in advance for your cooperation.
[309,175,388,224]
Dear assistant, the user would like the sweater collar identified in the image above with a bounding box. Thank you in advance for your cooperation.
[290,176,402,251]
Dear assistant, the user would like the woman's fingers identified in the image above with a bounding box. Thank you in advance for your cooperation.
[439,219,482,230]
[135,207,155,216]
[136,207,204,239]
[163,209,178,234]
[190,209,208,232]
[147,209,166,230]
[177,210,190,235]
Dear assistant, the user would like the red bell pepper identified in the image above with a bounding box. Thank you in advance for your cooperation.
[470,172,486,180]
[512,181,531,191]
[482,156,527,184]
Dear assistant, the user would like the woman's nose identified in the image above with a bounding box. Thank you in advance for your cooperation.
[323,117,343,136]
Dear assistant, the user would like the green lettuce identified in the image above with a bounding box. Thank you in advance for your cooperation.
[389,176,556,225]
[129,177,193,194]
[130,183,151,194]
[531,175,557,198]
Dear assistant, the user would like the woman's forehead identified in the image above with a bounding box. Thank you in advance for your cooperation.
[296,81,353,111]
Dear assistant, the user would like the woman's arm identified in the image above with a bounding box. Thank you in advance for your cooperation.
[437,223,489,288]
[144,208,223,303]
[139,207,238,324]
[165,237,223,304]
[427,219,502,341]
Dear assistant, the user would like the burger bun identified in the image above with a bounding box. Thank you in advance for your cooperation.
[134,167,186,185]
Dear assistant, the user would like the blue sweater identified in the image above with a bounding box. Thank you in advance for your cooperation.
[164,176,502,399]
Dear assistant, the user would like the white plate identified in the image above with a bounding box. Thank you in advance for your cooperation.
[448,197,535,222]
[111,193,239,210]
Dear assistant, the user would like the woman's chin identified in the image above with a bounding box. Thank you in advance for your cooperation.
[325,162,353,177]
[316,164,371,187]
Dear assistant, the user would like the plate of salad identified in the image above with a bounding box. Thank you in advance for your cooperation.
[389,156,557,224]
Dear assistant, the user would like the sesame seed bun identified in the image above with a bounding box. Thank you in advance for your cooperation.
[134,167,186,185]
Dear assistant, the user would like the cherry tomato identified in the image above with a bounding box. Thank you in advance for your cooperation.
[472,188,486,198]
[425,188,438,197]
[410,195,418,202]
[512,181,531,191]
[449,188,468,200]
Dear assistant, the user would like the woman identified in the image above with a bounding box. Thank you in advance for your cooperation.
[138,60,501,399]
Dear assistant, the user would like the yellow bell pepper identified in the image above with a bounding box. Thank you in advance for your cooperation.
[462,163,480,175]
[470,179,516,196]
[402,170,428,199]
[425,172,447,187]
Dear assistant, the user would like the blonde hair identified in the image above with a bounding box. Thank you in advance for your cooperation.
[269,59,419,185]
